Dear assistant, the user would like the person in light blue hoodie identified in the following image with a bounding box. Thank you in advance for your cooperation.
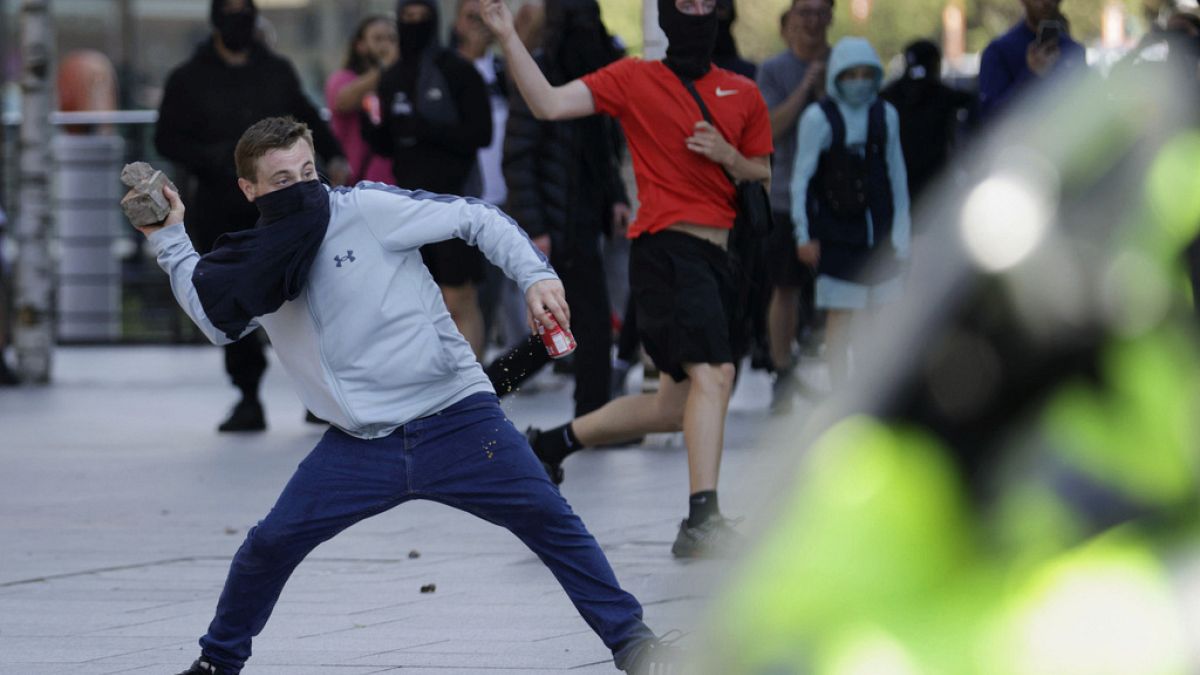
[790,36,910,388]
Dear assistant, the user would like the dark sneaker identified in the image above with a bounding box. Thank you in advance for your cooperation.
[525,427,564,485]
[671,516,743,559]
[175,657,229,674]
[625,632,685,674]
[217,398,266,433]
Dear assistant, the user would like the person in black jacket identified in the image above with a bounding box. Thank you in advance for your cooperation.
[154,0,347,433]
[366,0,493,359]
[880,39,975,208]
[489,0,629,418]
[713,0,756,80]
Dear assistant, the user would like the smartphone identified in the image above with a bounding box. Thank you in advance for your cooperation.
[1037,20,1063,47]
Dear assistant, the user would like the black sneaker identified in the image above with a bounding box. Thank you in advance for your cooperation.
[175,657,228,675]
[525,427,564,485]
[625,632,685,674]
[217,398,266,433]
[671,515,743,559]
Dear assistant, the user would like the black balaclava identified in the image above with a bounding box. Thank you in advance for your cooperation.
[397,0,439,62]
[211,0,258,53]
[713,0,738,60]
[546,0,620,82]
[658,0,717,79]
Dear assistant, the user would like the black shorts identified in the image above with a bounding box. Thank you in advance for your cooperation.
[420,239,486,287]
[630,230,736,382]
[765,211,812,288]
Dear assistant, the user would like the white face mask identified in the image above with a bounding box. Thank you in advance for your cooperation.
[839,77,877,106]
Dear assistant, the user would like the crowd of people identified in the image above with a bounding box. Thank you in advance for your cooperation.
[0,0,1193,672]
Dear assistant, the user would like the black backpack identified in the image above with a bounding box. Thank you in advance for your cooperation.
[811,98,888,246]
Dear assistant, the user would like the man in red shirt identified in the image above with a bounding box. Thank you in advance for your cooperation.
[483,0,772,558]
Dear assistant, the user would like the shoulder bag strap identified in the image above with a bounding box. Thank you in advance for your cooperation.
[672,72,739,187]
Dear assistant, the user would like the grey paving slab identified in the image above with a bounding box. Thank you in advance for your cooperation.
[0,346,812,673]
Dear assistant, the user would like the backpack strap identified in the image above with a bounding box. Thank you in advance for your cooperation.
[818,98,846,151]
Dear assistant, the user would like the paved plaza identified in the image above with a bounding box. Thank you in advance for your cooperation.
[0,346,814,674]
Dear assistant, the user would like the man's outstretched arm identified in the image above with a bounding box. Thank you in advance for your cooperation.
[481,0,595,121]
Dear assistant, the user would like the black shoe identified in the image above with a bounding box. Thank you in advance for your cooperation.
[176,657,228,675]
[525,426,564,485]
[671,515,743,559]
[304,410,327,425]
[625,632,685,674]
[217,398,265,433]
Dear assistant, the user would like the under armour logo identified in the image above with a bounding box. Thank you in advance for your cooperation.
[334,250,356,267]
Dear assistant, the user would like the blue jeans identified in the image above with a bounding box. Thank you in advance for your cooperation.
[198,392,653,672]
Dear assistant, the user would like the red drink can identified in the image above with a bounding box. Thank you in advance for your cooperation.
[538,316,577,359]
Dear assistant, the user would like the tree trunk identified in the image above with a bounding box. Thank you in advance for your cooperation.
[14,0,54,383]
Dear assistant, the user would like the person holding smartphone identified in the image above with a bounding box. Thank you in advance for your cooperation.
[978,0,1085,122]
[325,15,399,185]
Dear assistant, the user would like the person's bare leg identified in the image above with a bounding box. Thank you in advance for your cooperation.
[571,373,690,446]
[768,285,799,371]
[825,309,853,389]
[441,283,485,360]
[680,362,735,493]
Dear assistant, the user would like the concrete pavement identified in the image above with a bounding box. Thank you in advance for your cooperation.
[0,346,816,674]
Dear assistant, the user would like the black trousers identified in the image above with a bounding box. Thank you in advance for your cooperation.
[558,242,612,416]
[485,239,612,417]
[225,331,267,400]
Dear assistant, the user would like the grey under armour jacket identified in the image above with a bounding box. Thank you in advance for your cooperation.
[149,182,557,439]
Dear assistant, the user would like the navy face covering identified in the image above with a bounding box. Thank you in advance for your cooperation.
[192,179,331,340]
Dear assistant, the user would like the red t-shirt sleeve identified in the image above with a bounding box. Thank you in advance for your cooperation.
[737,89,774,159]
[581,58,638,118]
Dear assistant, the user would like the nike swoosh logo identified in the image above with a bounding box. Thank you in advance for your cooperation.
[715,87,739,97]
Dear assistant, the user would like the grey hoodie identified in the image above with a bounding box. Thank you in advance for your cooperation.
[149,182,557,439]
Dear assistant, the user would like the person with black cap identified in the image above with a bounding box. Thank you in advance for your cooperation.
[881,39,976,207]
[483,0,773,559]
[155,0,349,433]
[364,0,494,360]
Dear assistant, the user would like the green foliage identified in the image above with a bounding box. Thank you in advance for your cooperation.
[599,0,645,54]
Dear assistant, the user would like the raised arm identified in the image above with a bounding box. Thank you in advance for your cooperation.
[481,0,595,121]
[137,186,254,346]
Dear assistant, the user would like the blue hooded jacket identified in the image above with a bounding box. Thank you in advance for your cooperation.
[789,37,911,261]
